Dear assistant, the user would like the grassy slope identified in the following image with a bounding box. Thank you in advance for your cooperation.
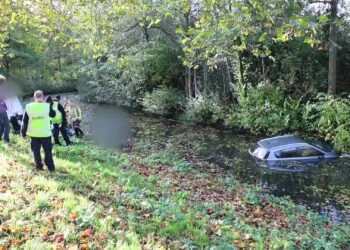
[0,137,349,250]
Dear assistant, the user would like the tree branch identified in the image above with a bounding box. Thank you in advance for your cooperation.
[149,25,181,48]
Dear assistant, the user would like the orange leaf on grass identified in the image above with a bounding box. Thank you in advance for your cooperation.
[1,223,10,233]
[80,228,93,240]
[70,213,78,221]
[79,243,89,250]
[53,233,65,243]
[10,240,22,247]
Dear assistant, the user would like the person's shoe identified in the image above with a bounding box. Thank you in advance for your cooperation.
[54,142,62,146]
[35,167,44,171]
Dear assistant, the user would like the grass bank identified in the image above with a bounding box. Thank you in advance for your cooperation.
[0,137,349,249]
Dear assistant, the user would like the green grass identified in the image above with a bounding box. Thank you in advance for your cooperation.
[0,136,349,249]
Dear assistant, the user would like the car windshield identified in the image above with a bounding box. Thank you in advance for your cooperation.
[310,141,333,152]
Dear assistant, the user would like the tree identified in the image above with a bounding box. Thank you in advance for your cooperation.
[309,0,340,95]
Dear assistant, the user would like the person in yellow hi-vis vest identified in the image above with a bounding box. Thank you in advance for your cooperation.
[21,90,56,172]
[46,96,71,146]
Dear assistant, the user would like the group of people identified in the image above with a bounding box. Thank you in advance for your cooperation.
[0,75,24,143]
[0,74,83,172]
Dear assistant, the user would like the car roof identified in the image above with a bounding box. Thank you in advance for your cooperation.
[257,135,306,150]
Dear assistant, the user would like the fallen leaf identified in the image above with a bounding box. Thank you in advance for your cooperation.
[80,228,93,239]
[1,223,10,233]
[207,208,215,215]
[53,233,65,243]
[70,213,78,221]
[79,243,89,250]
[10,240,22,247]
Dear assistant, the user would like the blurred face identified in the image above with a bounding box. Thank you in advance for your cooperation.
[34,96,44,102]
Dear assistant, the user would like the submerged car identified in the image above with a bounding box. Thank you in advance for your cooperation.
[249,135,339,170]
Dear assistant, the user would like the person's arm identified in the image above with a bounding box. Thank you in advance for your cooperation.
[77,107,82,120]
[49,102,56,118]
[21,111,29,137]
[57,103,67,124]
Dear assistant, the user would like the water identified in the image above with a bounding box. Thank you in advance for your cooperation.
[86,103,350,224]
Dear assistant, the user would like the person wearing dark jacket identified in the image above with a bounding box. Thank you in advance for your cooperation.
[0,75,10,143]
[21,90,56,172]
[46,96,71,146]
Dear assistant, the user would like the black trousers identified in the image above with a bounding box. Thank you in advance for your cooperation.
[72,120,84,138]
[30,137,55,172]
[52,123,71,145]
[0,112,10,142]
[10,115,22,133]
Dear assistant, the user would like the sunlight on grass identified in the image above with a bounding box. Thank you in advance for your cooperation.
[0,138,349,249]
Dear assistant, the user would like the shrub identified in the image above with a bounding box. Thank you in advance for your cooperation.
[304,94,350,152]
[142,86,186,116]
[185,95,225,123]
[226,82,305,134]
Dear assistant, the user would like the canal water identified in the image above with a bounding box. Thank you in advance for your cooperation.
[80,97,350,224]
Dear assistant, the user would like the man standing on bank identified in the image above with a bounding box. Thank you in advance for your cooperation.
[46,96,71,146]
[21,90,56,172]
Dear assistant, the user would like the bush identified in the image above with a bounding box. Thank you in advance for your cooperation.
[185,95,225,123]
[226,82,305,134]
[78,77,142,107]
[10,65,78,97]
[142,86,186,116]
[78,41,184,108]
[304,94,350,152]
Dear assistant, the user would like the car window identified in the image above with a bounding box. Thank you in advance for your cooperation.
[298,147,324,157]
[275,148,298,158]
[275,147,324,158]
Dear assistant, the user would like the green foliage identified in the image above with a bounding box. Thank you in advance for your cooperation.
[304,94,350,152]
[142,86,186,116]
[185,95,225,123]
[79,42,183,108]
[227,82,305,134]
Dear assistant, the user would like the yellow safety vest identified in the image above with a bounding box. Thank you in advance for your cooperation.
[26,102,52,138]
[51,102,63,124]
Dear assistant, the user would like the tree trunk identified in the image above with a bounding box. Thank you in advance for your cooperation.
[225,57,233,85]
[327,0,338,95]
[187,67,192,97]
[262,57,266,82]
[203,61,208,95]
[238,52,246,94]
[193,67,198,96]
[144,26,149,42]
